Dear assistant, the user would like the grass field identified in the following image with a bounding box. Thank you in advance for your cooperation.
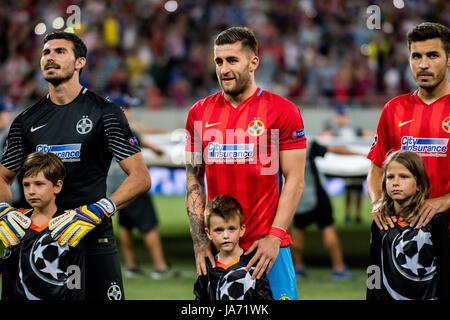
[120,194,373,300]
[0,194,373,300]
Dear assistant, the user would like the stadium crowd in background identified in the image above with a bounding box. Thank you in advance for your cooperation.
[0,0,449,113]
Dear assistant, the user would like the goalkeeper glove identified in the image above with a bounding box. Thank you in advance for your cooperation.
[0,202,31,247]
[48,198,116,247]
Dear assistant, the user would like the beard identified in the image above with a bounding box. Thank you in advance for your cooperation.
[42,63,75,86]
[219,68,252,97]
[414,67,447,90]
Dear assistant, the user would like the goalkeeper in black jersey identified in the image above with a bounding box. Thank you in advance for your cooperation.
[367,150,450,300]
[194,195,273,300]
[0,31,150,300]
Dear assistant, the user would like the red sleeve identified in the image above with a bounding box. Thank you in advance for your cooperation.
[276,101,307,151]
[185,105,195,152]
[367,104,391,168]
[185,103,203,153]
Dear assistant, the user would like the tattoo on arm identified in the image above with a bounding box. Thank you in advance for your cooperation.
[186,162,208,246]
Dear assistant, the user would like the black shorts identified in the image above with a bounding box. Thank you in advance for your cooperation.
[118,192,159,233]
[293,194,334,230]
[70,206,124,300]
[85,250,125,300]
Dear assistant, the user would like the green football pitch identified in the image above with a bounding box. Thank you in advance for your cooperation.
[0,194,373,300]
[121,194,373,300]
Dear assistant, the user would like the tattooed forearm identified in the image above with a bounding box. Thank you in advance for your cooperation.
[185,161,207,246]
[187,208,209,246]
[186,184,204,211]
[186,163,205,210]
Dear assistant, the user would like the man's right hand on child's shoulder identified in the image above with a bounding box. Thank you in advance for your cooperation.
[371,200,397,230]
[0,202,32,247]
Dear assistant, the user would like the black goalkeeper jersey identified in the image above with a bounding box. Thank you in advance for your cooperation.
[0,88,140,253]
[1,209,86,300]
[194,252,273,300]
[367,214,450,300]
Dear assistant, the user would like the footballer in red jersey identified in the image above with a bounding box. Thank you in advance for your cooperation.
[186,87,306,250]
[185,27,306,300]
[368,90,450,201]
[367,22,450,231]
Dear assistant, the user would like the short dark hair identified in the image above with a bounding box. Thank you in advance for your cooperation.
[205,195,243,229]
[215,26,258,56]
[44,31,87,74]
[20,152,66,186]
[407,22,450,56]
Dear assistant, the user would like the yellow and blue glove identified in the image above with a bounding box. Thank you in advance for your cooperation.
[48,198,116,247]
[0,202,31,247]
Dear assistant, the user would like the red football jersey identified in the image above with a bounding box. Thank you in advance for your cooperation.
[186,88,307,249]
[367,90,450,214]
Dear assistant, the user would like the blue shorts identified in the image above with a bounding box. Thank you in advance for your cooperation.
[267,246,298,300]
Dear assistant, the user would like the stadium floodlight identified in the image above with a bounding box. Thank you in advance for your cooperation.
[393,0,405,9]
[360,44,370,56]
[164,0,178,13]
[35,23,47,35]
[52,17,65,30]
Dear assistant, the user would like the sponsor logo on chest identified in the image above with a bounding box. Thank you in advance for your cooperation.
[401,136,448,157]
[207,142,254,161]
[36,144,82,162]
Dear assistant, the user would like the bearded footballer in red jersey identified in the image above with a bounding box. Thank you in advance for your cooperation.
[185,27,307,300]
[367,22,450,231]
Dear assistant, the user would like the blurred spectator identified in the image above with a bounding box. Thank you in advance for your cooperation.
[106,93,175,279]
[333,58,353,105]
[320,105,374,224]
[291,139,358,280]
[0,0,447,110]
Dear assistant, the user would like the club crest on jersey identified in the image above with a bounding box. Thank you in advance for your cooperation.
[76,116,93,135]
[442,116,450,133]
[247,119,265,137]
[401,136,448,156]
